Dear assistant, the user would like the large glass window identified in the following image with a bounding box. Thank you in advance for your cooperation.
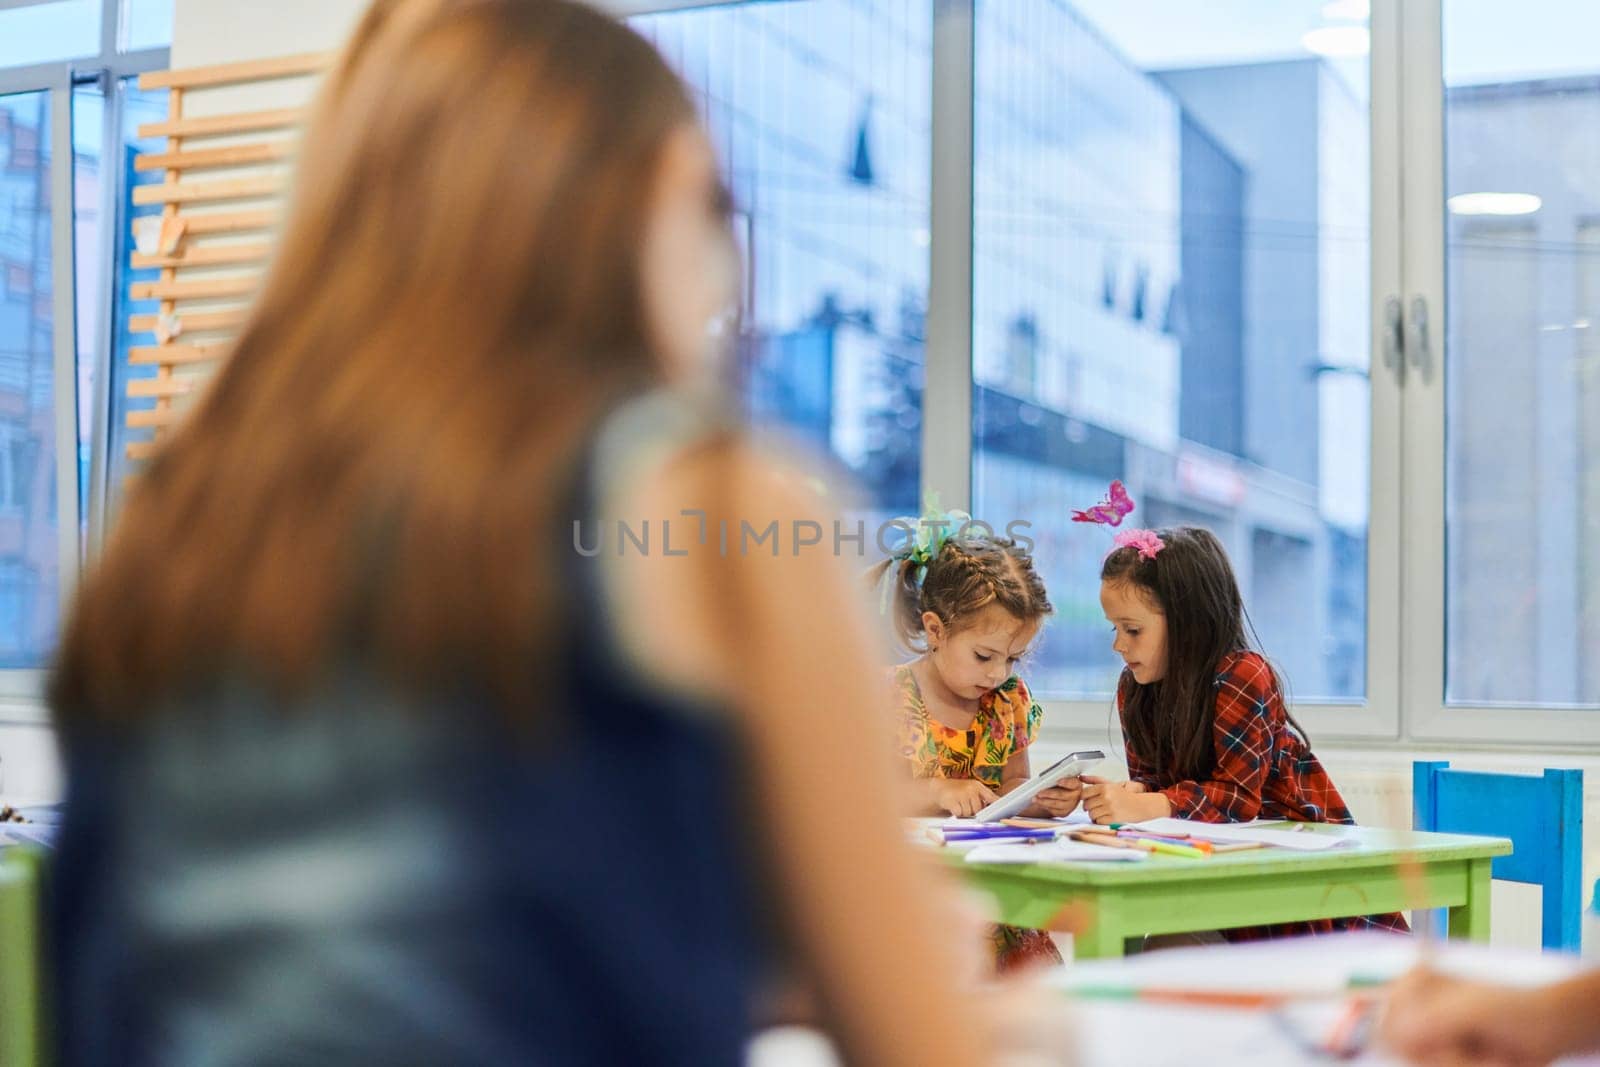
[631,0,930,518]
[122,0,175,51]
[0,1,168,679]
[1444,0,1600,708]
[970,1,1373,702]
[0,91,63,667]
[0,1,100,69]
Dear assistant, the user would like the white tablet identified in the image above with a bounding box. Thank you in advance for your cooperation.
[972,749,1103,823]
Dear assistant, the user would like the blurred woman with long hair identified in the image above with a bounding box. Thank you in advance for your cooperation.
[48,2,1072,1064]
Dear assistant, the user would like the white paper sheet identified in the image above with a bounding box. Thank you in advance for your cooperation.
[1129,817,1355,851]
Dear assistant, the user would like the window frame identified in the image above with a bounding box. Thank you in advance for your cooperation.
[1396,0,1600,748]
[0,0,167,718]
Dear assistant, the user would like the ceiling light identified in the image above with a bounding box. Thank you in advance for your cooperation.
[1447,192,1542,216]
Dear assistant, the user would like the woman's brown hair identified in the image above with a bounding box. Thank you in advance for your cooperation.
[51,0,703,721]
[870,534,1053,655]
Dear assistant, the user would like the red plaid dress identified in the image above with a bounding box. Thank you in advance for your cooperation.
[1120,651,1409,942]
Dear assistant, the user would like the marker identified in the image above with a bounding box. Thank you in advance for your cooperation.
[1117,831,1211,853]
[1115,830,1188,842]
[933,827,1058,844]
[1321,996,1378,1058]
[1069,986,1292,1009]
[1070,984,1375,1009]
[1123,838,1208,859]
[1064,830,1142,851]
[1113,830,1205,845]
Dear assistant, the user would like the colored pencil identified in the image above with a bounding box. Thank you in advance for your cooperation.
[1117,830,1213,854]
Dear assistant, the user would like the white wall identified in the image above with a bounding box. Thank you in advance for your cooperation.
[168,0,367,135]
[0,719,61,803]
[172,0,367,67]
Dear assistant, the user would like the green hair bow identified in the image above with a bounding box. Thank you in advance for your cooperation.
[878,491,974,615]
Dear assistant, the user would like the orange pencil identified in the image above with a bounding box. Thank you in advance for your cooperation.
[1065,829,1142,850]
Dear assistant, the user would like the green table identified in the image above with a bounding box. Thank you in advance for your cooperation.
[953,823,1512,959]
[0,846,43,1067]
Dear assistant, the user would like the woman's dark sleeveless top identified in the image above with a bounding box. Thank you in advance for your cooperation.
[49,392,761,1065]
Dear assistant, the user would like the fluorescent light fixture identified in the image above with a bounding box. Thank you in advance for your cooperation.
[1301,25,1370,57]
[1447,192,1542,216]
[1321,0,1370,20]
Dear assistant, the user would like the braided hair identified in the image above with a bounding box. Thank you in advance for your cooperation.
[870,533,1053,654]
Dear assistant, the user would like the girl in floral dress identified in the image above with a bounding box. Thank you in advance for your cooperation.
[874,530,1077,971]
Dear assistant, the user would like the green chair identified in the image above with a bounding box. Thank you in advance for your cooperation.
[0,847,44,1066]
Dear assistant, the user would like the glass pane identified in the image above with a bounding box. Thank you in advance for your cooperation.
[68,80,165,529]
[72,83,103,546]
[972,1,1372,701]
[630,0,930,517]
[0,0,100,68]
[1444,0,1600,707]
[0,91,61,666]
[121,0,173,51]
[106,83,167,517]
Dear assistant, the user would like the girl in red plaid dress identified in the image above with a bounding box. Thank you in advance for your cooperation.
[1080,525,1408,941]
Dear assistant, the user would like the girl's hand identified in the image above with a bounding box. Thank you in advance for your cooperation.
[1080,776,1171,825]
[1024,777,1082,818]
[935,779,999,818]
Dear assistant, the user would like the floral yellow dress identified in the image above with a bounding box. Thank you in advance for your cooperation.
[892,663,1061,972]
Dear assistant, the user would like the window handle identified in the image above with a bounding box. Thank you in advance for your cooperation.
[1382,296,1406,385]
[1408,295,1432,382]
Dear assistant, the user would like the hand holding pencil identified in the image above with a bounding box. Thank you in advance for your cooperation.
[1378,847,1600,1066]
[1379,967,1587,1067]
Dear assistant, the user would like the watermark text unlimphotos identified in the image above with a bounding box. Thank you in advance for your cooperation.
[573,512,1034,558]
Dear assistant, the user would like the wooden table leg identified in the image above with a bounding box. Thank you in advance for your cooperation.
[1447,857,1493,942]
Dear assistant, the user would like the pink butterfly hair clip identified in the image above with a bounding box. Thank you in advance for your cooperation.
[1072,480,1163,560]
[1071,480,1134,526]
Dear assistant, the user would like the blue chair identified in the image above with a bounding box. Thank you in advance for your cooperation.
[1413,761,1583,952]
